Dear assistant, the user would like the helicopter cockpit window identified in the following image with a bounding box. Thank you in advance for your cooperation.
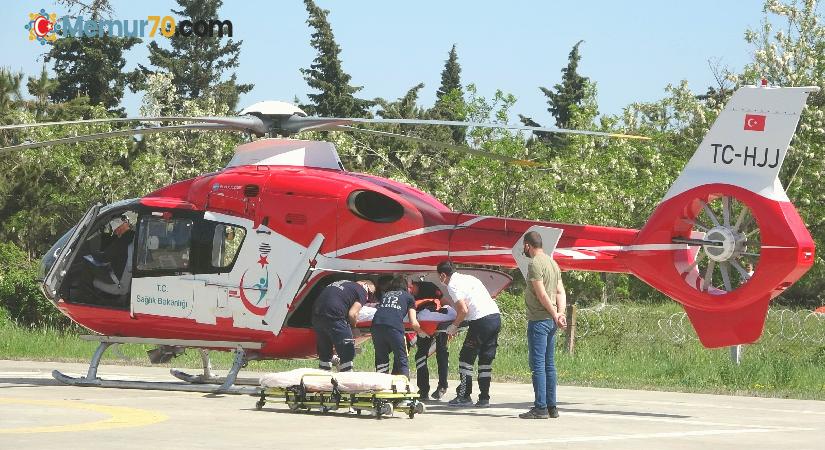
[136,215,193,272]
[211,224,246,268]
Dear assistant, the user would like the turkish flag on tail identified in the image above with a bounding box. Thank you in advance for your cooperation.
[744,114,766,131]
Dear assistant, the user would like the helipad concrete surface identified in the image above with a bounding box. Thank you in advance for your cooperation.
[0,359,822,450]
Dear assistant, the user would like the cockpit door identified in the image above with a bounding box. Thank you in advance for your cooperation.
[42,203,102,301]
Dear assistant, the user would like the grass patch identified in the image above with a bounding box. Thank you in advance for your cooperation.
[2,297,824,400]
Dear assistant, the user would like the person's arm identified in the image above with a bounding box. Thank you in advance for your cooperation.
[409,308,424,335]
[555,279,567,329]
[347,302,362,327]
[452,298,468,326]
[530,279,559,318]
[444,298,468,336]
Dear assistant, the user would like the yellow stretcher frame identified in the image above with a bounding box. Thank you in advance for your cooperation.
[254,374,425,419]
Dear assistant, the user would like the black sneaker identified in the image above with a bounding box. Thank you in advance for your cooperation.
[447,396,473,407]
[419,392,430,401]
[431,387,447,400]
[475,398,490,408]
[518,407,549,419]
[549,406,559,418]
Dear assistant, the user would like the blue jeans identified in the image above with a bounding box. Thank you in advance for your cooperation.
[527,319,558,409]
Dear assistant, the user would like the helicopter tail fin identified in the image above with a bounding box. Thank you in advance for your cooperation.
[626,84,818,348]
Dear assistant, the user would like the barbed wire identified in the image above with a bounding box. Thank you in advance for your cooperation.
[497,305,825,346]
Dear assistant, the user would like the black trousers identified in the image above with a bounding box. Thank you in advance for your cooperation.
[456,313,501,401]
[312,316,355,372]
[415,332,449,394]
[372,324,409,377]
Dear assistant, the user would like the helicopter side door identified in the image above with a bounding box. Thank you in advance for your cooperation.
[42,203,101,302]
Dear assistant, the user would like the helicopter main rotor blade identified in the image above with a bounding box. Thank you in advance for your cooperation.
[0,116,269,135]
[282,116,650,140]
[332,125,543,167]
[0,123,244,154]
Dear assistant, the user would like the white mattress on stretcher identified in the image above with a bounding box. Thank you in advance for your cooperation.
[260,369,413,393]
[303,371,412,393]
[259,368,327,389]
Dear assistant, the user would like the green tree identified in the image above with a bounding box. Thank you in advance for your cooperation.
[431,44,466,144]
[56,0,114,18]
[520,40,591,147]
[26,65,57,119]
[134,71,244,187]
[45,35,141,113]
[436,44,462,101]
[143,0,252,111]
[736,0,825,308]
[300,0,372,117]
[0,68,24,117]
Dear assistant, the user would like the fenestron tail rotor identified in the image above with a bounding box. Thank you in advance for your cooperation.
[673,194,760,294]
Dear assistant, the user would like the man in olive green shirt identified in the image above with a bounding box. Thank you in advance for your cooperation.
[518,231,567,419]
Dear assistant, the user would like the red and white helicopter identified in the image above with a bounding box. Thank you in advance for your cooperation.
[0,82,817,392]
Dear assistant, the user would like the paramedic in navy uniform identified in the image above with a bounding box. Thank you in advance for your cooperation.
[437,261,501,408]
[312,279,375,372]
[371,275,423,377]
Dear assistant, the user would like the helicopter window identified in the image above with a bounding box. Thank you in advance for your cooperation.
[136,216,193,272]
[347,190,404,223]
[211,224,246,268]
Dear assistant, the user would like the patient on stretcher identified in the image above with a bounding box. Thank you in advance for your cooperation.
[356,300,456,335]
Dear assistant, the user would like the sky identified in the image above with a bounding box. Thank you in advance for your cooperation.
[2,0,782,122]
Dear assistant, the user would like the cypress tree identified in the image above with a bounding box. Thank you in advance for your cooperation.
[431,44,465,144]
[520,40,589,147]
[546,40,588,129]
[436,44,462,101]
[300,0,372,117]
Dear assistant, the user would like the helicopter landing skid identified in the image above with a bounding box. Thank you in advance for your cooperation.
[169,369,260,386]
[52,336,264,394]
[168,347,260,386]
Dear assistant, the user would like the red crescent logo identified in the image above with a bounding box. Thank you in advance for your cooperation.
[239,270,270,316]
[34,16,51,37]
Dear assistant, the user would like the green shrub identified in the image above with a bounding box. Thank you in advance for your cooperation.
[0,242,71,329]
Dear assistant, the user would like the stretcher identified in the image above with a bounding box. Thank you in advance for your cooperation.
[255,369,426,419]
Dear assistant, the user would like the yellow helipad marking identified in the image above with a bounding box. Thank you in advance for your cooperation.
[0,398,167,434]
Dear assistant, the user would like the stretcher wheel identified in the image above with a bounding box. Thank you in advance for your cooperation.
[408,400,425,418]
[255,399,266,410]
[355,409,362,415]
[381,403,393,417]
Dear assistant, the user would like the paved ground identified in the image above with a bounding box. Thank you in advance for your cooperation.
[0,359,822,449]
